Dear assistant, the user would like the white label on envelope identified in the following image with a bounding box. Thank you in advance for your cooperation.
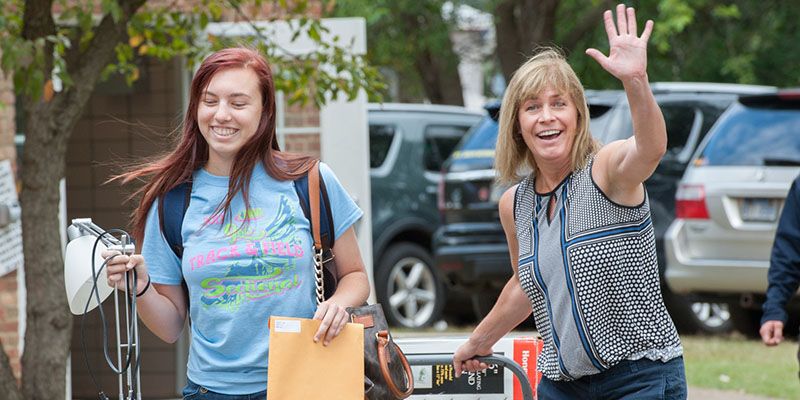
[274,319,301,333]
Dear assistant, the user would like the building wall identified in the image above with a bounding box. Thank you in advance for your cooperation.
[67,56,185,399]
[0,272,20,381]
[0,54,21,382]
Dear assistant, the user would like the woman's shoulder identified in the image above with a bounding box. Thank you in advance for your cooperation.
[317,162,347,189]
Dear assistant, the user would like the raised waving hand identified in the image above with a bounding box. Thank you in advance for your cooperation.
[586,4,653,81]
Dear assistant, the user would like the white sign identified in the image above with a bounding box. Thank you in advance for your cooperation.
[0,160,22,276]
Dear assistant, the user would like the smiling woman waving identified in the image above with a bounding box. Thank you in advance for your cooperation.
[453,5,686,399]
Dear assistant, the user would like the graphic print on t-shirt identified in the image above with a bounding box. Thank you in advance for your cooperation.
[187,195,305,311]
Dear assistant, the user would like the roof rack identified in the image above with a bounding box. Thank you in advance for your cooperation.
[650,82,777,95]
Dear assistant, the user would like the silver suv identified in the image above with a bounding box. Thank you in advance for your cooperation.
[665,89,800,335]
[593,82,776,334]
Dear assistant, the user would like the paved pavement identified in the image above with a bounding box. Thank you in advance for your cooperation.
[689,387,780,400]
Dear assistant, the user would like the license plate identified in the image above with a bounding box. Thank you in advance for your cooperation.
[740,198,780,222]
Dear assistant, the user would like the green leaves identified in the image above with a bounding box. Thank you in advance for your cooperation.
[0,0,384,107]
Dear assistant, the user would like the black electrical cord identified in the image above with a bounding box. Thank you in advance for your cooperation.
[79,228,142,400]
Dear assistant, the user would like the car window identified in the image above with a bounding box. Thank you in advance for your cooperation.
[424,125,471,171]
[661,105,696,158]
[369,124,396,168]
[589,104,614,119]
[698,103,727,137]
[455,118,498,153]
[699,103,800,166]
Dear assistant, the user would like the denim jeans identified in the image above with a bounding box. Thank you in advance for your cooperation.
[182,380,266,400]
[537,356,687,400]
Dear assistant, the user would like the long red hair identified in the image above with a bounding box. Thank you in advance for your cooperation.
[115,47,315,245]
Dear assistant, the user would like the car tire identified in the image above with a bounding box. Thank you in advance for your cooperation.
[471,291,499,320]
[663,290,733,335]
[375,243,446,328]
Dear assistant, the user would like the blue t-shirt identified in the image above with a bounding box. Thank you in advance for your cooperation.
[142,162,363,394]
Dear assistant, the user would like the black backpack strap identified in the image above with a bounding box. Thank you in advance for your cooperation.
[294,169,335,250]
[319,172,335,249]
[158,181,192,259]
[157,181,193,321]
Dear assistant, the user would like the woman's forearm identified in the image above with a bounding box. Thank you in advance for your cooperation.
[135,285,187,343]
[624,75,667,162]
[328,270,370,307]
[468,278,532,349]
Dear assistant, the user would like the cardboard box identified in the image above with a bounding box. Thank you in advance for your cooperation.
[396,334,543,400]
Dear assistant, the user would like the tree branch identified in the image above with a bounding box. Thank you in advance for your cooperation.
[22,0,57,95]
[50,0,148,143]
[21,0,56,40]
[494,0,522,81]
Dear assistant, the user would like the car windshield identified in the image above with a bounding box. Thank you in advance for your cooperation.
[452,117,498,158]
[698,103,800,166]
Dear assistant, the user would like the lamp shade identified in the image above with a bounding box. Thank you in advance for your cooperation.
[64,235,114,315]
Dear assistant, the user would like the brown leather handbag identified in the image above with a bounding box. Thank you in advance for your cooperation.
[348,304,414,399]
[305,160,414,399]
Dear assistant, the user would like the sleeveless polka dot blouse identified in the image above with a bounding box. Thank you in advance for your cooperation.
[514,158,682,381]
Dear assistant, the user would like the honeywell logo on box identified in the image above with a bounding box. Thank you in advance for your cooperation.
[513,337,543,400]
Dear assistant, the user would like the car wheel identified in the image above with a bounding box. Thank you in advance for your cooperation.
[375,243,445,328]
[471,291,498,320]
[663,291,733,334]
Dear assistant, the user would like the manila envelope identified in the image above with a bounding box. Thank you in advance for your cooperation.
[267,316,364,400]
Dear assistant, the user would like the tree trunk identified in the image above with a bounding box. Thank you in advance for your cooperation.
[415,47,464,106]
[0,1,148,398]
[495,0,559,83]
[19,103,71,399]
[396,2,464,105]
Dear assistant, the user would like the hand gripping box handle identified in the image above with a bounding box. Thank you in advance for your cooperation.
[406,354,535,400]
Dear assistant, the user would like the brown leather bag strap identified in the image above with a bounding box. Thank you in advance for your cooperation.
[308,160,326,305]
[376,331,414,399]
[309,160,322,251]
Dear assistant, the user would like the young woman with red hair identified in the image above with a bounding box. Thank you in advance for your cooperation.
[105,47,370,398]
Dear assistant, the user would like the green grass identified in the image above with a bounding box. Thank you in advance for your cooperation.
[682,334,800,399]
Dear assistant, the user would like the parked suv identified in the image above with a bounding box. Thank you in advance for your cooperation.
[665,89,800,335]
[434,83,775,332]
[368,103,483,328]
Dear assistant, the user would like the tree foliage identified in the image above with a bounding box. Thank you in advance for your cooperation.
[333,0,464,105]
[0,1,383,399]
[564,0,800,89]
[0,0,385,106]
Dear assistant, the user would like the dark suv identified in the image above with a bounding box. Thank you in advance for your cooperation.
[368,103,483,328]
[434,83,776,332]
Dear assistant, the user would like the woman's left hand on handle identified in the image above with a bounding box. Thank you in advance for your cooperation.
[586,4,653,81]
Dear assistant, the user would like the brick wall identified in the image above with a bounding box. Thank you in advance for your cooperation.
[0,52,21,381]
[283,101,321,158]
[284,133,321,157]
[67,57,184,398]
[0,272,20,381]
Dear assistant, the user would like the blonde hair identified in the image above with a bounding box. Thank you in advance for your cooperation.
[495,47,600,184]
